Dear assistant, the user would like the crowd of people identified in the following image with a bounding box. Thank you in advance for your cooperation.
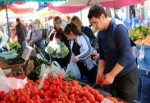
[0,3,139,103]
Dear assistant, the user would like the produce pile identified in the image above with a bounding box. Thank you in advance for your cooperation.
[129,25,150,46]
[1,42,24,65]
[0,74,125,103]
[45,39,69,58]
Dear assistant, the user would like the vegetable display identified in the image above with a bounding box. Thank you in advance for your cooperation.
[45,39,69,58]
[0,74,125,103]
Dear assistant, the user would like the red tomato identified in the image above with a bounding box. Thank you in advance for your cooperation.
[38,90,44,98]
[71,80,79,86]
[17,89,24,97]
[53,93,60,98]
[96,94,104,102]
[32,95,40,101]
[96,76,105,84]
[49,84,56,91]
[43,97,51,103]
[26,99,34,103]
[76,98,82,103]
[69,94,75,101]
[35,79,41,85]
[31,87,38,95]
[0,91,6,99]
[0,101,6,103]
[51,98,58,103]
[43,80,50,91]
[6,73,13,77]
[10,96,17,102]
[52,78,60,85]
[4,95,10,102]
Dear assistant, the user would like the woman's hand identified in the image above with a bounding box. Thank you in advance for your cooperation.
[71,56,78,63]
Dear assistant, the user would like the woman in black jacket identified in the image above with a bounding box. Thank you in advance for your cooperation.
[46,16,71,69]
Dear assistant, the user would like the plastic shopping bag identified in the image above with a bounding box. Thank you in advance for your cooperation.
[139,43,145,60]
[38,61,66,89]
[66,62,81,79]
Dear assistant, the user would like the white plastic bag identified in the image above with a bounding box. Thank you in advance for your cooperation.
[38,61,66,89]
[45,39,69,58]
[139,43,145,60]
[66,62,81,78]
[39,61,66,79]
[0,75,27,93]
[50,61,66,78]
[39,64,51,79]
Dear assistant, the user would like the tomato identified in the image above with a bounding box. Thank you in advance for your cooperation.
[35,79,41,85]
[0,91,6,99]
[38,90,44,99]
[0,101,6,103]
[4,95,10,102]
[69,87,75,94]
[43,80,50,91]
[96,76,105,84]
[26,99,34,103]
[31,87,38,95]
[96,94,104,102]
[49,84,56,91]
[16,75,26,79]
[10,96,17,102]
[71,80,79,86]
[69,94,75,101]
[82,96,87,102]
[51,98,58,103]
[52,78,60,85]
[76,98,82,103]
[88,97,95,103]
[32,95,40,101]
[43,97,51,103]
[53,93,60,98]
[6,73,13,77]
[17,89,24,97]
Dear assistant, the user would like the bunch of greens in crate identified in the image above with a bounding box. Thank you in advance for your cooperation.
[129,25,150,41]
[4,42,25,65]
[27,57,50,81]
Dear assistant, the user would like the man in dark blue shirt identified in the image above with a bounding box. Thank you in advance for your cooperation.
[88,4,139,103]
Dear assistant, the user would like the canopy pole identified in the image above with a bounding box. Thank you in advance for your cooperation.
[5,1,10,38]
[80,10,82,20]
[113,0,116,16]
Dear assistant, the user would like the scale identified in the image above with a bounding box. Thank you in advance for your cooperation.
[21,46,36,75]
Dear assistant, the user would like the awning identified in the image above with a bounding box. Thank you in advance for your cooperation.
[100,0,145,8]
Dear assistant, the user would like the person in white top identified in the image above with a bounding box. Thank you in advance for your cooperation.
[64,22,97,84]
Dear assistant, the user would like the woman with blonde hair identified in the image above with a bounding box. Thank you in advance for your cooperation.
[71,16,97,48]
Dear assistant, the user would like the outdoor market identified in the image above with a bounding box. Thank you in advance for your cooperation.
[0,0,150,103]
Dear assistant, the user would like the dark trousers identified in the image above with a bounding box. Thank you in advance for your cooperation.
[77,61,97,84]
[104,67,139,103]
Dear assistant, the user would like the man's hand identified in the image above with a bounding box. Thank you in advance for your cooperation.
[96,67,104,84]
[102,73,115,86]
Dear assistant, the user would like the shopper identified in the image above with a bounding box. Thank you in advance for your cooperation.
[47,16,71,69]
[88,4,139,103]
[64,22,97,84]
[15,18,27,48]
